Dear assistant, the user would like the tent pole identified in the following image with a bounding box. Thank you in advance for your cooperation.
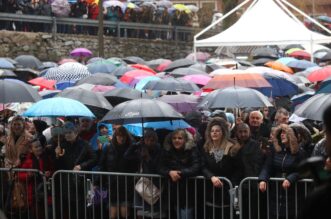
[275,0,302,24]
[280,0,331,35]
[193,0,251,42]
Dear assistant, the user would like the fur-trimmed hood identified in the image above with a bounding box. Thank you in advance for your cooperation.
[289,123,312,146]
[163,129,195,151]
[273,124,299,154]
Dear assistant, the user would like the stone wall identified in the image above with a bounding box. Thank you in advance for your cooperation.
[0,30,210,62]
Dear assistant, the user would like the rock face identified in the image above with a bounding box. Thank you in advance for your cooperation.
[0,30,204,61]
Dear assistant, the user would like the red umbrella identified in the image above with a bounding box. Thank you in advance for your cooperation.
[120,70,155,84]
[288,50,311,61]
[28,77,56,90]
[307,66,331,82]
[130,64,156,74]
[156,60,172,72]
[203,73,271,91]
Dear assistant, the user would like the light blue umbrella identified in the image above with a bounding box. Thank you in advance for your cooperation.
[23,97,95,117]
[276,57,297,65]
[135,76,160,91]
[0,58,15,69]
[286,60,317,70]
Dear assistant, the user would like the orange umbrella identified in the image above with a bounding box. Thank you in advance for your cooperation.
[130,64,156,74]
[265,61,294,74]
[28,77,56,90]
[202,73,271,91]
[120,70,155,84]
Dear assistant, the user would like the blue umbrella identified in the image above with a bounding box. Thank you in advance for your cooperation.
[316,77,331,94]
[0,58,15,69]
[55,81,77,90]
[291,91,315,110]
[286,60,317,70]
[317,15,331,23]
[23,97,95,117]
[259,74,299,97]
[135,76,160,91]
[275,57,297,65]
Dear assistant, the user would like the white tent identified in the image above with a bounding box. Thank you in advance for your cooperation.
[194,0,331,49]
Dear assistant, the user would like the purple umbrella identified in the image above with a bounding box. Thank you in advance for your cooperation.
[157,94,200,113]
[70,48,93,57]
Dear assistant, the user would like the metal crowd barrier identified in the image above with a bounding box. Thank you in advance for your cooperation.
[0,168,49,219]
[238,177,314,219]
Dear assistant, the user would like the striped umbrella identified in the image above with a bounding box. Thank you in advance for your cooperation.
[44,62,91,82]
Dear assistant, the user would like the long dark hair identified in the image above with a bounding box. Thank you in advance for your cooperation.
[111,126,132,147]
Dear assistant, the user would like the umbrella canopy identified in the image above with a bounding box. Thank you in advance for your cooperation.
[251,47,278,59]
[295,66,322,77]
[203,73,272,91]
[39,61,58,70]
[51,0,71,16]
[307,66,331,82]
[28,77,56,90]
[294,93,331,121]
[14,55,43,70]
[286,60,317,70]
[57,88,112,118]
[275,57,298,65]
[157,94,199,113]
[135,76,161,91]
[0,79,41,103]
[313,50,331,62]
[251,58,274,66]
[123,56,146,65]
[44,62,91,82]
[111,66,135,77]
[163,58,195,72]
[0,69,17,78]
[101,99,183,124]
[288,50,311,60]
[120,70,155,84]
[87,57,105,64]
[142,77,200,93]
[23,97,95,117]
[181,74,211,86]
[260,73,299,97]
[0,58,15,69]
[130,64,156,74]
[169,67,208,77]
[198,87,272,109]
[146,59,172,71]
[291,91,315,109]
[103,88,150,106]
[58,58,77,65]
[186,52,210,62]
[265,61,294,74]
[70,48,93,57]
[75,73,118,86]
[87,61,117,74]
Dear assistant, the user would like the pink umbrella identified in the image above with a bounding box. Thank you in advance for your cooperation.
[307,65,331,82]
[70,48,93,57]
[186,52,211,62]
[92,85,116,93]
[156,60,172,72]
[129,75,151,87]
[181,74,211,86]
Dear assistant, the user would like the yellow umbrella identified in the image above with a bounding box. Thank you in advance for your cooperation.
[173,4,191,13]
[126,2,138,9]
[86,0,98,5]
[285,48,303,55]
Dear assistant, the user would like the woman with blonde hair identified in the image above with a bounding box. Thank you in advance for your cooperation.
[201,117,243,218]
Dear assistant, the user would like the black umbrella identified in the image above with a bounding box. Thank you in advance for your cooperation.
[103,88,150,106]
[14,55,43,70]
[101,99,183,124]
[146,58,171,70]
[111,66,135,77]
[169,67,208,77]
[283,44,305,51]
[198,86,272,109]
[163,58,195,72]
[75,73,118,86]
[142,78,200,93]
[252,58,274,66]
[57,88,113,118]
[123,56,146,65]
[314,50,331,62]
[0,79,41,103]
[294,93,331,121]
[13,68,39,82]
[251,47,278,59]
[0,69,17,79]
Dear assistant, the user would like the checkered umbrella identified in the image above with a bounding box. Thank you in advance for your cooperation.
[44,62,91,82]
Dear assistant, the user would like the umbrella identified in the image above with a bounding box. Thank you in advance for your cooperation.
[203,73,272,91]
[111,66,135,77]
[248,66,294,82]
[314,50,331,62]
[169,67,208,77]
[70,48,93,57]
[294,93,331,121]
[198,87,272,109]
[156,60,172,72]
[51,0,71,17]
[181,74,211,86]
[135,76,161,91]
[286,60,317,70]
[58,58,77,65]
[157,94,199,113]
[291,75,310,85]
[0,58,15,69]
[209,69,248,77]
[156,0,173,8]
[316,76,331,94]
[186,52,210,62]
[283,44,305,51]
[130,64,156,74]
[295,66,322,77]
[288,50,311,60]
[92,85,116,93]
[120,70,155,84]
[0,79,41,103]
[122,56,146,65]
[44,62,91,82]
[87,57,105,64]
[39,89,61,99]
[285,48,303,55]
[317,15,331,23]
[251,47,278,59]
[259,73,299,97]
[103,88,150,106]
[14,55,43,70]
[107,57,126,67]
[13,68,39,82]
[163,58,195,72]
[307,66,331,82]
[251,58,273,66]
[28,77,56,90]
[291,91,315,109]
[0,69,17,78]
[146,59,171,71]
[186,5,199,12]
[57,88,112,118]
[265,61,294,74]
[23,97,95,117]
[75,73,118,86]
[142,77,200,93]
[173,4,191,13]
[275,57,298,65]
[101,99,183,124]
[38,62,58,70]
[103,0,125,9]
[87,61,117,74]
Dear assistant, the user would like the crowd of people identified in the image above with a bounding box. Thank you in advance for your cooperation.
[0,100,331,218]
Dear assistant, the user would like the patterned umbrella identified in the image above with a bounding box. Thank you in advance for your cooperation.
[44,62,91,82]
